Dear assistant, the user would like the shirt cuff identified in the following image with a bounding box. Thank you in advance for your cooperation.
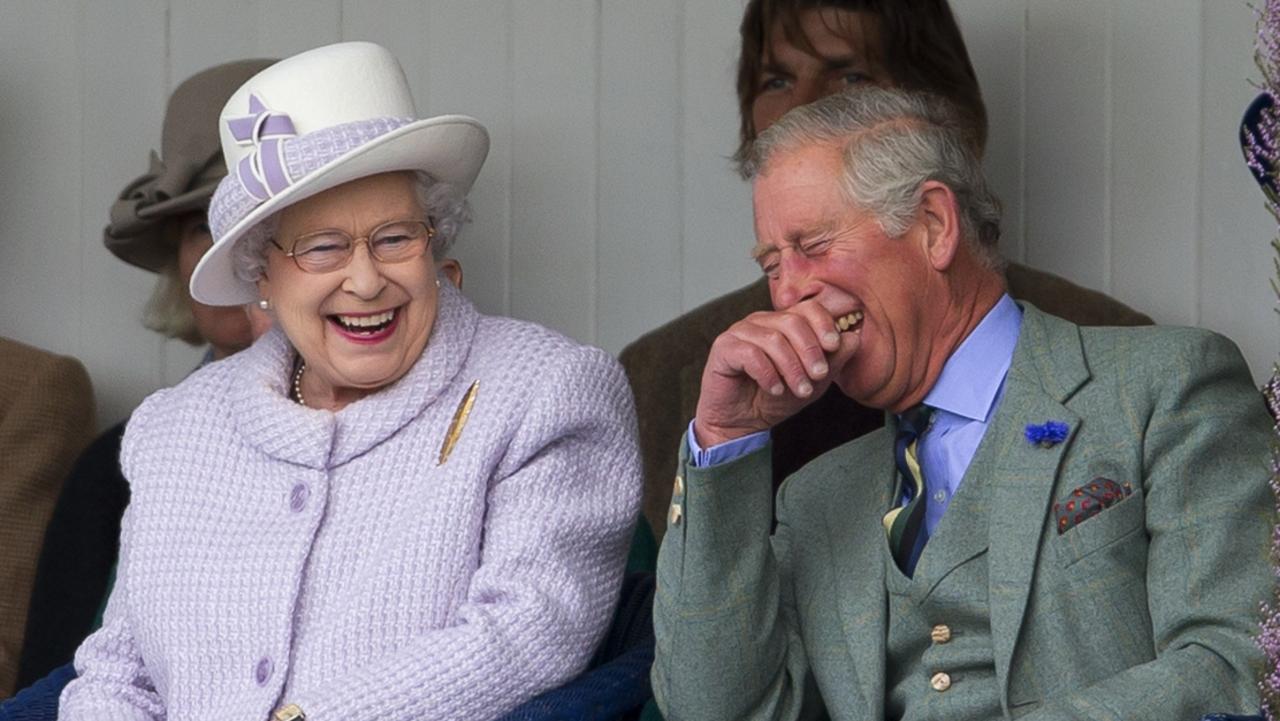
[687,420,770,467]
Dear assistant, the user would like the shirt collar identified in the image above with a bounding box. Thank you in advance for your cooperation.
[922,293,1022,423]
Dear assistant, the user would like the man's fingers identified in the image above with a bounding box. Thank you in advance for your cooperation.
[735,315,828,385]
[735,343,787,397]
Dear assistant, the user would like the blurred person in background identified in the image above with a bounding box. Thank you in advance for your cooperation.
[0,336,93,698]
[15,58,274,691]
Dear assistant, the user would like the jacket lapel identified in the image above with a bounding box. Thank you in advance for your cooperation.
[982,304,1089,714]
[825,428,895,719]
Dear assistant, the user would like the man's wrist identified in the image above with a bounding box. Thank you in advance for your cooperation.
[688,420,770,467]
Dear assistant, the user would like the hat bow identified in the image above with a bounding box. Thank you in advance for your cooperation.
[227,94,298,202]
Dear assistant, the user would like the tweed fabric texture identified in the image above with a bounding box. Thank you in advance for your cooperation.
[885,471,999,721]
[0,338,94,697]
[653,304,1273,721]
[207,116,413,241]
[620,264,1154,543]
[59,283,642,721]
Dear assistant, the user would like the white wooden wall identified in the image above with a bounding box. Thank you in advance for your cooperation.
[0,0,1274,428]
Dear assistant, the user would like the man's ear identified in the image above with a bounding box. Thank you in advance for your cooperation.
[916,180,962,272]
[437,258,463,289]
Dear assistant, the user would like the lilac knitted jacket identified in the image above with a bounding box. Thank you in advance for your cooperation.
[59,284,641,721]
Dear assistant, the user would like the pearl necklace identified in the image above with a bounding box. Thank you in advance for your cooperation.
[291,359,307,407]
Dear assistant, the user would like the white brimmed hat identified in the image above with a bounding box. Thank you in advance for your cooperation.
[191,41,489,305]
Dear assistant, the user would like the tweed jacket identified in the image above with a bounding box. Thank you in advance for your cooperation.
[0,337,94,697]
[652,304,1273,721]
[620,264,1154,541]
[60,284,642,721]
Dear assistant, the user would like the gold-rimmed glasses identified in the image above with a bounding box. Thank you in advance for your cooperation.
[270,218,435,273]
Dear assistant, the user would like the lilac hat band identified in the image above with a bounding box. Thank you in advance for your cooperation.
[208,109,415,242]
[227,94,297,201]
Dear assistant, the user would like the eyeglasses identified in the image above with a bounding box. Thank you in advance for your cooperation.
[271,219,435,274]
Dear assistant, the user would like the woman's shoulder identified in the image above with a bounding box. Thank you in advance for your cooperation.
[126,336,284,436]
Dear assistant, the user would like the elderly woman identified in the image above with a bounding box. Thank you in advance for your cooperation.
[59,42,641,721]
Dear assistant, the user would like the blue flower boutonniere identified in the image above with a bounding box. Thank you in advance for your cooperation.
[1025,420,1070,448]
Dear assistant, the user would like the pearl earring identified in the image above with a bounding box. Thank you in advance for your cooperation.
[258,299,270,311]
[435,279,441,288]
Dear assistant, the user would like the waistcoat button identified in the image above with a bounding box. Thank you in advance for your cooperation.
[930,672,952,692]
[930,624,952,644]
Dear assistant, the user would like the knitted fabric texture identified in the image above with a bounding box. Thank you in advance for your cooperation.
[206,116,413,241]
[58,283,642,721]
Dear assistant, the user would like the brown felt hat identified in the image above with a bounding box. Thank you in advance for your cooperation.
[104,58,276,272]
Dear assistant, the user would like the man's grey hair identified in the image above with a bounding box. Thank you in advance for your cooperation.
[231,170,470,283]
[744,86,1004,271]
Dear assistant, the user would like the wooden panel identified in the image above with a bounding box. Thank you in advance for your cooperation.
[508,0,598,343]
[1199,0,1277,381]
[341,0,431,89]
[0,4,83,359]
[1024,0,1110,292]
[680,0,757,312]
[1109,0,1200,326]
[256,0,341,56]
[422,0,513,319]
[596,0,683,353]
[77,0,170,426]
[168,0,258,83]
[954,0,1026,263]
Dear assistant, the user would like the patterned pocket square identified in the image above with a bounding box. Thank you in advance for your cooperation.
[1054,477,1134,535]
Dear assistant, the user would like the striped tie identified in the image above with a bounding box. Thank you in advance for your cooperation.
[883,404,933,576]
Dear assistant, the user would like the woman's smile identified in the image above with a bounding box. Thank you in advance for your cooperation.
[328,306,403,344]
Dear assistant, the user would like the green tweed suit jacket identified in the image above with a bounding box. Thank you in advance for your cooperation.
[652,305,1273,721]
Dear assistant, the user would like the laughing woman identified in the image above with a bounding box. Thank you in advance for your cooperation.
[58,42,641,721]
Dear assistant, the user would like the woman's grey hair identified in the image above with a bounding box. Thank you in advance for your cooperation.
[744,86,1004,271]
[142,260,203,345]
[231,170,470,283]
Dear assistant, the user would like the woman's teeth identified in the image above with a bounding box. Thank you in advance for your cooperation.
[334,309,395,333]
[836,311,864,333]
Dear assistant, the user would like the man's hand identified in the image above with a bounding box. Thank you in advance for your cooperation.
[695,300,861,448]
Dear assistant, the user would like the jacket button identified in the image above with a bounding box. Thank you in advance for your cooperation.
[673,475,685,497]
[289,483,309,513]
[930,624,952,644]
[668,503,683,527]
[930,672,952,692]
[255,656,273,686]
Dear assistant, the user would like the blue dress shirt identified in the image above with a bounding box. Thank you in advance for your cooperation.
[689,294,1022,535]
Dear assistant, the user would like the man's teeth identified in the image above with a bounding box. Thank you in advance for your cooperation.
[836,311,864,332]
[336,310,395,329]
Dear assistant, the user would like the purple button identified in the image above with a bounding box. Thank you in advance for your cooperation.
[289,484,309,513]
[254,656,273,685]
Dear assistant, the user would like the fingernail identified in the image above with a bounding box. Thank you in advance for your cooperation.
[823,332,840,346]
[770,383,785,396]
[811,361,828,376]
[798,381,813,397]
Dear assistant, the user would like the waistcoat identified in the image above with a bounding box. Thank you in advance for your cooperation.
[885,471,1001,721]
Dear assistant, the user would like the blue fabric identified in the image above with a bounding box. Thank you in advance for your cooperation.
[686,422,768,467]
[908,293,1021,535]
[1199,715,1264,721]
[500,572,655,721]
[0,662,74,721]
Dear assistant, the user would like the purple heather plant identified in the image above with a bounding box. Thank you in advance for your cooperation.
[1252,2,1280,719]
